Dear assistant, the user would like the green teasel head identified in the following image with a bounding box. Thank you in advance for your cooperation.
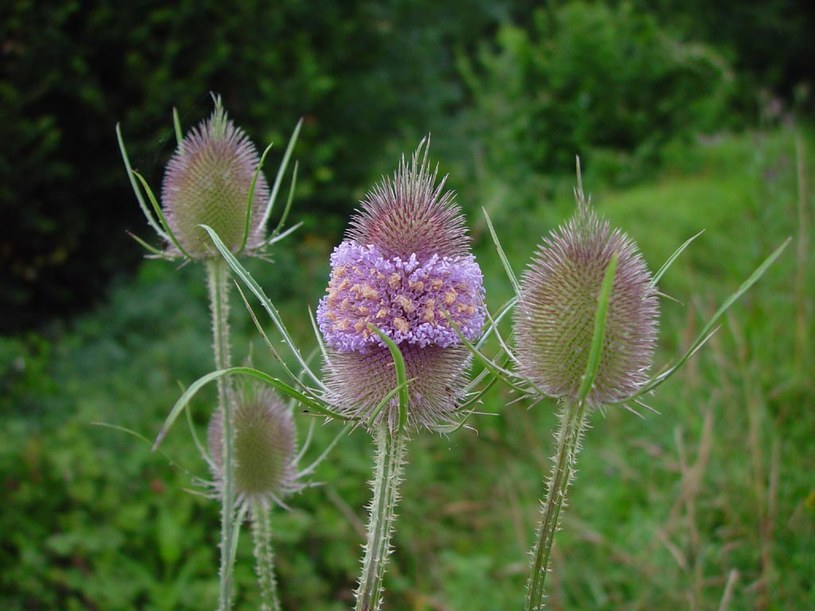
[514,190,659,407]
[160,98,270,260]
[208,385,301,510]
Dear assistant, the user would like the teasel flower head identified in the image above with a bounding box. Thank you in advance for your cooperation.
[208,386,302,510]
[317,140,486,432]
[514,191,659,407]
[160,97,270,260]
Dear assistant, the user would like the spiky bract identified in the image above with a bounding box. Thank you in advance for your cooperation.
[349,144,470,259]
[162,102,269,259]
[319,140,484,431]
[208,387,300,510]
[326,344,471,430]
[515,202,659,407]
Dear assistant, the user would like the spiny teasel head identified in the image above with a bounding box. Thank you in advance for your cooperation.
[161,97,270,260]
[317,140,485,431]
[514,187,659,408]
[208,386,301,510]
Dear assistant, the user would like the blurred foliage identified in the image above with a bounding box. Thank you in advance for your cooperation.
[456,2,734,193]
[0,0,510,332]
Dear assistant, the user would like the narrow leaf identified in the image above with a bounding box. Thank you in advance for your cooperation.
[651,229,704,287]
[239,141,275,254]
[201,225,326,391]
[367,325,410,433]
[443,311,530,394]
[127,231,167,257]
[483,208,521,296]
[261,118,303,229]
[172,107,184,147]
[133,171,193,259]
[116,123,169,240]
[270,161,299,239]
[577,252,618,403]
[153,366,345,450]
[627,238,790,401]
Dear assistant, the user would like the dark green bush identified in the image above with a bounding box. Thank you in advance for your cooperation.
[457,2,734,191]
[0,0,508,333]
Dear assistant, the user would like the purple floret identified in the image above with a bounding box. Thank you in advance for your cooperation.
[317,240,485,353]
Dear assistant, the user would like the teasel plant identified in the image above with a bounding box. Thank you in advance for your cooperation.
[204,379,343,611]
[168,139,508,610]
[458,160,789,610]
[117,94,303,610]
[315,139,491,610]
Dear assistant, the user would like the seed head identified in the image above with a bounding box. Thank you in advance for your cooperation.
[318,140,485,431]
[514,198,659,407]
[208,386,300,509]
[161,99,269,259]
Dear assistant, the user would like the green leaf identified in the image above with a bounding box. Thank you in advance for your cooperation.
[266,221,303,247]
[365,379,414,430]
[308,306,329,362]
[261,118,303,230]
[239,141,275,254]
[628,238,791,401]
[153,366,345,450]
[201,225,326,391]
[651,229,704,287]
[132,171,193,260]
[126,231,167,258]
[483,208,521,296]
[367,325,410,433]
[172,107,184,147]
[269,161,299,241]
[577,252,618,404]
[443,311,530,394]
[116,123,169,240]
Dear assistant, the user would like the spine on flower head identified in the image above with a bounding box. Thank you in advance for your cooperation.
[161,98,270,260]
[514,196,659,407]
[208,386,301,510]
[317,139,486,431]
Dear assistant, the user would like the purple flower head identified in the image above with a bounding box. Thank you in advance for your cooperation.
[514,199,659,407]
[319,140,485,431]
[208,385,301,510]
[317,241,485,353]
[161,99,269,260]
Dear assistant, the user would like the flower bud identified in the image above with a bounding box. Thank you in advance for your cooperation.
[514,200,659,406]
[208,387,299,508]
[318,141,485,431]
[161,100,269,259]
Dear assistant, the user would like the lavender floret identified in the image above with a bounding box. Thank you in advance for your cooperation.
[317,240,485,353]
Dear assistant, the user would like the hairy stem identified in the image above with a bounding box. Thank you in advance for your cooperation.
[355,425,409,611]
[252,502,281,611]
[207,258,237,610]
[526,399,590,610]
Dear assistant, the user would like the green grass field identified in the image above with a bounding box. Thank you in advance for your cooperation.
[1,125,812,609]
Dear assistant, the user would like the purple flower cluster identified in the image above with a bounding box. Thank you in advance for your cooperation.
[317,240,485,353]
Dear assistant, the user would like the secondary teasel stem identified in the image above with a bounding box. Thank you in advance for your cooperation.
[252,502,281,611]
[355,425,409,611]
[207,258,237,610]
[525,399,590,610]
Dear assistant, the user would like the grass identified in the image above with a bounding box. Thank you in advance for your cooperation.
[1,125,812,609]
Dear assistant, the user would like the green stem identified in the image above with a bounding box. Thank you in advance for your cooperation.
[355,425,409,611]
[252,502,281,611]
[525,399,590,610]
[207,259,237,611]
